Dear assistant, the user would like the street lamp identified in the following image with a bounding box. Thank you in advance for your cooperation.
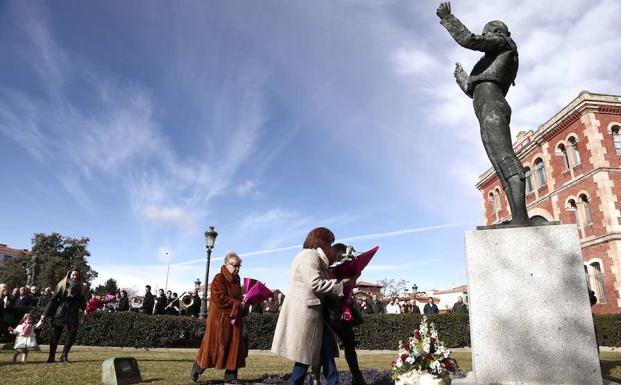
[164,252,170,292]
[194,278,201,291]
[412,284,418,295]
[199,226,218,320]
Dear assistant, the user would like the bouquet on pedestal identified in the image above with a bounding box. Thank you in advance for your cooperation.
[391,316,457,385]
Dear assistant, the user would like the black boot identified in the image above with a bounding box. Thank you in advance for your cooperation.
[352,371,366,385]
[191,361,204,383]
[59,353,71,363]
[224,369,240,384]
[47,346,57,363]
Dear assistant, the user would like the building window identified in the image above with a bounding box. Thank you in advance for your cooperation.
[494,188,501,213]
[612,125,621,155]
[579,194,593,226]
[524,167,533,194]
[3,255,12,263]
[568,137,581,166]
[557,144,570,171]
[534,158,547,187]
[567,199,581,228]
[587,262,607,304]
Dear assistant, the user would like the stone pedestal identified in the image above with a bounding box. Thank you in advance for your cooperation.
[464,224,602,385]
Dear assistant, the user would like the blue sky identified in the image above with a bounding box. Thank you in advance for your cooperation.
[1,0,620,295]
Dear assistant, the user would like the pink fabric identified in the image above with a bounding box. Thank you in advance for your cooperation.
[20,324,32,336]
[331,246,379,301]
[243,278,258,293]
[242,280,273,306]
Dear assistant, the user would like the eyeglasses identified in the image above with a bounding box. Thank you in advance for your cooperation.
[228,263,241,268]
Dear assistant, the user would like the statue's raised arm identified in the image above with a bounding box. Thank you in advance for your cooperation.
[436,2,531,226]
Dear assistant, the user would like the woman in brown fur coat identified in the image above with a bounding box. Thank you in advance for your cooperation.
[191,252,247,383]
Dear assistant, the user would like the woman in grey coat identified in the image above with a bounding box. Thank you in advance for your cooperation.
[271,227,354,385]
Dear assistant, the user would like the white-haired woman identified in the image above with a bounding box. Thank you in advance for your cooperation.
[192,252,248,383]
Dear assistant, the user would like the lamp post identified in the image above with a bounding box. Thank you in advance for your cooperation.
[412,284,418,295]
[199,226,218,320]
[194,278,201,291]
[164,252,170,292]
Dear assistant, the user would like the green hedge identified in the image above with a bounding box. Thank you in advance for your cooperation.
[3,307,620,349]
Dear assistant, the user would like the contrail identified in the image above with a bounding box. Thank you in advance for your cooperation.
[166,222,466,267]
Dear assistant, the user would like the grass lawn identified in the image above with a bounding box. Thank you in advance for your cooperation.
[0,350,617,385]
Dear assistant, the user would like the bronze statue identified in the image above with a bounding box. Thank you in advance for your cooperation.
[437,2,530,225]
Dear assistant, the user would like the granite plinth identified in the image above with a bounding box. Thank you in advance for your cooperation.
[452,373,620,385]
[464,224,602,385]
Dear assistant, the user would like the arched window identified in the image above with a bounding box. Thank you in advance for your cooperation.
[534,158,546,187]
[612,125,621,155]
[557,144,570,170]
[488,191,496,211]
[579,194,593,226]
[567,199,581,228]
[588,262,607,304]
[493,188,502,213]
[524,167,533,194]
[568,137,581,165]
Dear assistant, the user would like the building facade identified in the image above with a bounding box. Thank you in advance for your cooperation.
[429,285,469,312]
[0,243,30,265]
[476,91,621,313]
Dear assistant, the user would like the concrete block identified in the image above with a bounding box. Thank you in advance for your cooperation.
[464,224,602,385]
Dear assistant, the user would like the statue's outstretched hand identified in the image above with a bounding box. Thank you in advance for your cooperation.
[436,2,451,19]
[454,62,469,95]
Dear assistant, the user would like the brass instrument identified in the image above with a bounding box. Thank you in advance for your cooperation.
[179,292,194,310]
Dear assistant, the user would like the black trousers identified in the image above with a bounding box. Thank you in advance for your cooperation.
[312,324,363,383]
[48,324,78,360]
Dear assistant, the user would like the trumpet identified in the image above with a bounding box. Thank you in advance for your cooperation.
[179,292,194,310]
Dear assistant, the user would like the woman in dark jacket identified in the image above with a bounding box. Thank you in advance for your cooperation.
[41,269,87,363]
[117,290,130,312]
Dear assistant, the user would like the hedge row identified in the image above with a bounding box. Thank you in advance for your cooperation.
[3,307,620,349]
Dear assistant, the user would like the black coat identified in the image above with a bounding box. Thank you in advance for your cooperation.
[452,302,468,313]
[44,287,86,327]
[154,294,167,315]
[423,303,439,314]
[15,294,34,307]
[141,292,155,314]
[38,294,52,308]
[117,297,130,311]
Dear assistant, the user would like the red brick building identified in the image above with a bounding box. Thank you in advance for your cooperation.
[476,91,621,314]
[0,243,31,265]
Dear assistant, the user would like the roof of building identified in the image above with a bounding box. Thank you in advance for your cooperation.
[356,281,384,288]
[429,285,468,295]
[0,243,31,255]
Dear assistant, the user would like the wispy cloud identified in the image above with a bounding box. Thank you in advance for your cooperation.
[0,5,269,235]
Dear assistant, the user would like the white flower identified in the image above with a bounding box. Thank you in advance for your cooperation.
[431,360,442,373]
[396,361,403,368]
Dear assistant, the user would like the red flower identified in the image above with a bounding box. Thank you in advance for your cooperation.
[426,353,433,361]
[443,359,454,371]
[403,342,410,350]
[414,330,421,339]
[391,360,396,367]
[400,353,408,362]
[430,337,436,343]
